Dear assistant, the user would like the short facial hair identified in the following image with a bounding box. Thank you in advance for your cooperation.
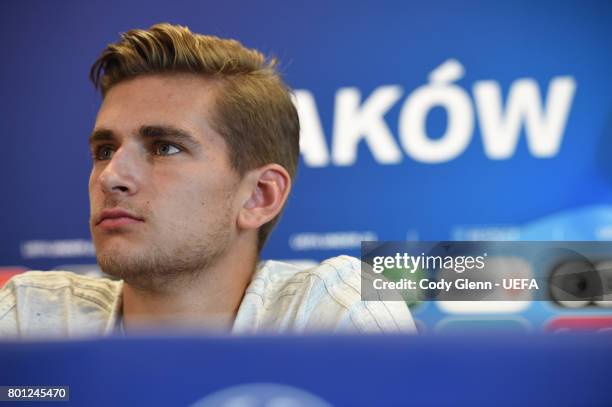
[93,194,234,294]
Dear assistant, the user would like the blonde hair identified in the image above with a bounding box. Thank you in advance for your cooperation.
[90,23,300,252]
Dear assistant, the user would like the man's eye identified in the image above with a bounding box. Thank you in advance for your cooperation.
[94,146,114,161]
[154,143,181,156]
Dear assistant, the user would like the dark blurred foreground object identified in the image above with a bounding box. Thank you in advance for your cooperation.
[1,334,610,407]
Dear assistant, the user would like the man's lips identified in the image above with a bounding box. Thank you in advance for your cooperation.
[96,208,144,229]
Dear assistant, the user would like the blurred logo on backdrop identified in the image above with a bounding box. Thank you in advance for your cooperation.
[190,383,332,407]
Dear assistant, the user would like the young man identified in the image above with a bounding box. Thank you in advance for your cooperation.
[0,24,415,337]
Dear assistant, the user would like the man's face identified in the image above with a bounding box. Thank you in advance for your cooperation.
[89,74,242,289]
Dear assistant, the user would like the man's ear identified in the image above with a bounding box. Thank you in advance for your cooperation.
[237,164,291,231]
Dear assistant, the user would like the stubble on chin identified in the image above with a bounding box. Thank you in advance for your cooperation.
[93,183,239,293]
[95,214,232,293]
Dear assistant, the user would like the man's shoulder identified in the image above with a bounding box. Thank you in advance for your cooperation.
[256,255,360,287]
[0,271,122,337]
[269,255,363,305]
[248,255,362,308]
[237,256,416,334]
[1,271,122,306]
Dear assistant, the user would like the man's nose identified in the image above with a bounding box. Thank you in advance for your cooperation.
[98,146,141,196]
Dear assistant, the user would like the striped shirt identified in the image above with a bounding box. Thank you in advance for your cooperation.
[0,256,416,338]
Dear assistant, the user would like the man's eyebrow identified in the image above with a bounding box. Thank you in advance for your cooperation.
[88,129,115,146]
[88,126,202,152]
[139,125,201,151]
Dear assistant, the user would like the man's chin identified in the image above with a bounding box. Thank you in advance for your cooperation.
[96,252,130,277]
[94,245,187,291]
[94,246,149,278]
[92,232,230,291]
[93,234,143,256]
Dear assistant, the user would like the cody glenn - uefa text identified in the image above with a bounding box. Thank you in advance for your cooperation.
[372,278,540,291]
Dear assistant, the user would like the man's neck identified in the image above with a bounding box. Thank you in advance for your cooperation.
[120,244,257,334]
